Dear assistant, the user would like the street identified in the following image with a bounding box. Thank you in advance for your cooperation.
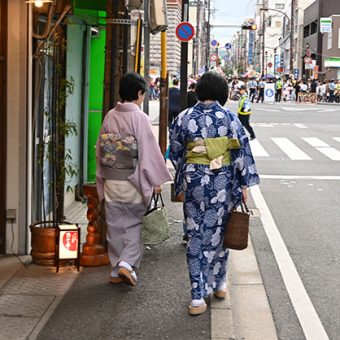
[152,100,340,339]
[228,101,340,340]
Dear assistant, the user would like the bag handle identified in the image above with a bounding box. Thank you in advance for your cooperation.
[146,192,165,211]
[239,202,249,213]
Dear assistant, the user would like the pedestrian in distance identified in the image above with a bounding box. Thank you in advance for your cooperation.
[248,77,257,103]
[256,77,266,103]
[238,85,256,140]
[187,82,198,108]
[168,78,181,126]
[275,77,283,102]
[169,72,260,316]
[96,72,172,286]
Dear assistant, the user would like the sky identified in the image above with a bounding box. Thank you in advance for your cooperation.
[210,0,257,47]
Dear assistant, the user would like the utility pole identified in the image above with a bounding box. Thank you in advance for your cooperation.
[261,1,266,76]
[143,0,150,115]
[206,0,211,69]
[290,0,295,75]
[195,0,201,75]
[180,0,189,110]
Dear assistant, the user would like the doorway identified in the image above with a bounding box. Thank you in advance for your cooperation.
[0,0,7,253]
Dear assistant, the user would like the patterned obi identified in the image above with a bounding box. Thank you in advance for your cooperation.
[186,137,240,170]
[99,132,138,180]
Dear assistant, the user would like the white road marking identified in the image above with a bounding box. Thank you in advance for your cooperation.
[272,138,312,160]
[250,139,269,157]
[302,137,329,147]
[302,138,340,160]
[251,185,330,340]
[294,123,308,129]
[260,175,340,180]
[332,137,340,143]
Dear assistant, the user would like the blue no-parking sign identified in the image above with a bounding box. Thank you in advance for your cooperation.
[225,43,232,49]
[175,22,195,42]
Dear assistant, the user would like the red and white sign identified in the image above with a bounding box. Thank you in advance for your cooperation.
[304,56,312,64]
[268,62,273,68]
[210,53,218,62]
[175,22,195,42]
[58,224,79,259]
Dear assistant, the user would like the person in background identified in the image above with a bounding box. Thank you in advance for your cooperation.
[169,71,259,316]
[168,78,181,126]
[238,85,256,140]
[96,72,172,286]
[248,77,257,103]
[275,77,283,102]
[329,79,336,103]
[257,77,266,103]
[187,82,197,108]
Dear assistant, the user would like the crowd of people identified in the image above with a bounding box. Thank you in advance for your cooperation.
[228,76,340,103]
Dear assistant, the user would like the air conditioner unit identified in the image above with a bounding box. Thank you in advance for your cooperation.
[149,0,168,34]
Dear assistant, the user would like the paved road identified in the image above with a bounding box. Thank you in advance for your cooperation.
[148,99,339,339]
[231,101,340,340]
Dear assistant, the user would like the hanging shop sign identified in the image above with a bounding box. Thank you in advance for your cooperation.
[320,17,332,33]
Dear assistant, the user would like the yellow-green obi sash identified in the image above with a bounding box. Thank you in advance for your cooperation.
[186,137,240,170]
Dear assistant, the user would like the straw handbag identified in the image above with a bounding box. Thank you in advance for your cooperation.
[223,202,250,250]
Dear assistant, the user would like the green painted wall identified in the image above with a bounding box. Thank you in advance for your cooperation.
[87,28,106,182]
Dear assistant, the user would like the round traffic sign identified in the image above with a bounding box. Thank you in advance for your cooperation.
[268,62,273,68]
[176,22,195,42]
[211,39,218,47]
[225,43,232,49]
[265,88,274,97]
[210,53,217,62]
[304,56,312,64]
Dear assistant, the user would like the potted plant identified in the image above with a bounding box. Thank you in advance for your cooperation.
[30,14,78,266]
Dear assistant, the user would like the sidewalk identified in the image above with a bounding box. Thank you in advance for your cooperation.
[0,184,277,340]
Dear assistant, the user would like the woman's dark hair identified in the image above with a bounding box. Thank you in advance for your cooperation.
[196,72,228,105]
[119,72,147,102]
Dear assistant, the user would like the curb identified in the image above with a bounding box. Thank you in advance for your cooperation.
[211,237,278,340]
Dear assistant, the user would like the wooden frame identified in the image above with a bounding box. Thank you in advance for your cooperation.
[56,224,80,273]
[0,0,8,254]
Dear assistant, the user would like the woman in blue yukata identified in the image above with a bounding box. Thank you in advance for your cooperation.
[169,72,260,316]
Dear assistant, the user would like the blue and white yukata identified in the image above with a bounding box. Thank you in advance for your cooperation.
[169,101,259,300]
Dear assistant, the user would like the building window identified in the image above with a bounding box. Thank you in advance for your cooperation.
[327,30,332,49]
[310,20,317,35]
[275,4,285,10]
[304,24,310,38]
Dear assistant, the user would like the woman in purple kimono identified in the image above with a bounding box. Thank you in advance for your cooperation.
[169,72,259,315]
[96,72,172,286]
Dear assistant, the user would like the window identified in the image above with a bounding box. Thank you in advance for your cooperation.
[304,24,310,38]
[327,30,332,49]
[275,4,285,10]
[310,20,317,35]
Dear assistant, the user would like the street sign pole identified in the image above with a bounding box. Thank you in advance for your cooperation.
[180,0,189,111]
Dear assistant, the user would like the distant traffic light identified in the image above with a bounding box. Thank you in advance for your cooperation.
[241,23,257,30]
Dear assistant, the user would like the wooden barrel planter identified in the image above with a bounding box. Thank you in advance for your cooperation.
[30,221,57,266]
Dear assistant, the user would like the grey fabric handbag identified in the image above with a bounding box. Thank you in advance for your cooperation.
[142,193,170,245]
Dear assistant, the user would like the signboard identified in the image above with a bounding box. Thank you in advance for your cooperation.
[320,17,332,33]
[305,60,316,70]
[274,54,280,70]
[324,57,340,67]
[58,224,80,259]
[294,68,299,79]
[175,22,195,42]
[264,83,275,104]
[304,56,312,64]
[248,31,254,65]
[313,65,319,79]
[225,43,232,49]
[210,53,218,62]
